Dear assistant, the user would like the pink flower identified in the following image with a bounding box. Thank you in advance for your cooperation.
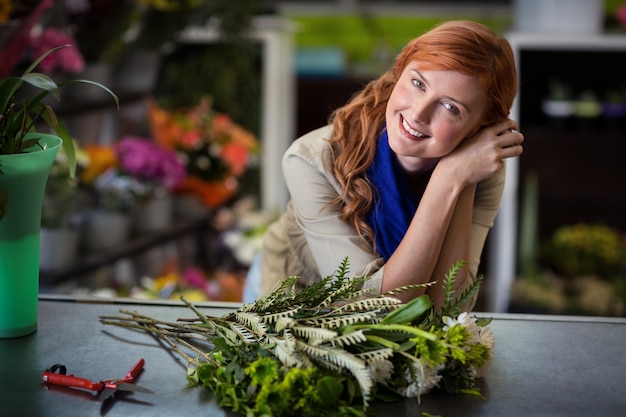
[617,4,626,28]
[30,28,85,74]
[114,136,186,189]
[181,267,209,290]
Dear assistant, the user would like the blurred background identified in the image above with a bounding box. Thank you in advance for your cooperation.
[2,0,625,315]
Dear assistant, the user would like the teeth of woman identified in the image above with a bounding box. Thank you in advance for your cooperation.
[402,118,426,137]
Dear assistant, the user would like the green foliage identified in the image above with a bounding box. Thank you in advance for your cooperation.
[0,45,118,220]
[102,258,494,417]
[544,223,624,279]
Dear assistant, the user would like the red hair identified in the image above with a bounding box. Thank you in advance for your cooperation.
[326,20,518,247]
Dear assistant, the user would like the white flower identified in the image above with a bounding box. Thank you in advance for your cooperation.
[398,361,442,398]
[443,312,471,330]
[398,382,420,398]
[368,359,394,384]
[478,326,495,351]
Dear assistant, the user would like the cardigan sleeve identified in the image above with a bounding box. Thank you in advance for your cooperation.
[280,129,386,294]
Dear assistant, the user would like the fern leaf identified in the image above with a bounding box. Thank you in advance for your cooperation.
[269,335,306,368]
[381,281,436,298]
[258,307,301,325]
[233,312,267,338]
[442,274,484,318]
[355,348,394,364]
[253,276,299,311]
[295,341,373,404]
[329,329,367,347]
[334,297,402,314]
[275,316,296,332]
[229,322,258,344]
[442,260,467,312]
[305,311,379,328]
[292,326,338,344]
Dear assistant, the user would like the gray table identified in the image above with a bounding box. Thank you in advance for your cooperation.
[1,296,625,417]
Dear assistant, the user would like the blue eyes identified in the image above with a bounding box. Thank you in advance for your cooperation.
[411,78,460,115]
[443,102,460,115]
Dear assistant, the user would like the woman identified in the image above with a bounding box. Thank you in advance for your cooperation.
[250,20,523,310]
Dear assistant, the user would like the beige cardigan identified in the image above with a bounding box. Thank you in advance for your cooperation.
[259,125,506,297]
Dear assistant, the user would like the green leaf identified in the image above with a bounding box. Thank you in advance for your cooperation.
[58,78,120,108]
[20,73,60,100]
[317,376,343,406]
[381,295,432,325]
[23,44,70,75]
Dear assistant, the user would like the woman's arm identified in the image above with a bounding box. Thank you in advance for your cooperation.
[382,120,523,307]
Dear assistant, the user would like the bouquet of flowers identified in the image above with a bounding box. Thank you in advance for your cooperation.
[129,266,245,303]
[29,27,84,75]
[81,136,186,213]
[148,97,259,208]
[102,259,494,417]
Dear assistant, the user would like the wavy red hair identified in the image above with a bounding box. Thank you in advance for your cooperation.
[326,20,518,248]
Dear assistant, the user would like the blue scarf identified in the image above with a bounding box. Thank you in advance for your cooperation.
[366,130,420,261]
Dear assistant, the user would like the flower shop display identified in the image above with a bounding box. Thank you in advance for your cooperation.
[602,83,626,130]
[128,265,244,303]
[0,0,51,78]
[81,136,186,250]
[102,259,493,417]
[40,142,90,273]
[218,196,277,267]
[541,78,574,127]
[0,45,117,338]
[29,27,84,75]
[81,144,135,252]
[512,223,626,316]
[148,97,259,208]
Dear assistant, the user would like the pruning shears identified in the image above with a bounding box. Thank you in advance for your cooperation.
[42,358,153,402]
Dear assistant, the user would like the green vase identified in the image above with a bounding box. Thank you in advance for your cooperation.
[0,133,61,338]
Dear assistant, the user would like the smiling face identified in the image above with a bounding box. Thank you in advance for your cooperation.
[385,61,488,172]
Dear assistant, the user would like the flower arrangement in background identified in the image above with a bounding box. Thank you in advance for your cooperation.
[29,27,84,74]
[512,222,626,316]
[81,136,186,213]
[148,96,259,208]
[545,223,623,279]
[617,2,626,29]
[216,196,277,267]
[114,135,187,190]
[128,265,244,303]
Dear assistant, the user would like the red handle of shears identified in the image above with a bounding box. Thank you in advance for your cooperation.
[122,358,145,383]
[42,372,104,392]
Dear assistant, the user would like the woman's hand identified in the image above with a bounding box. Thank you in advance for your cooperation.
[438,118,524,187]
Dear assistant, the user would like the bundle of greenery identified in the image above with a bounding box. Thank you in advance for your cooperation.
[101,259,493,417]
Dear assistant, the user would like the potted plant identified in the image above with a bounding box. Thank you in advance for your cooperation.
[0,44,118,338]
[541,78,574,128]
[602,85,626,131]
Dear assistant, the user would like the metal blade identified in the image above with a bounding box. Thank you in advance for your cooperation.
[113,382,154,394]
[99,387,117,402]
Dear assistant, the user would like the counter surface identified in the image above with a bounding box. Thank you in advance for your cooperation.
[1,296,625,417]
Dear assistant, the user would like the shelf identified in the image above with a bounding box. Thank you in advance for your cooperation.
[40,213,213,285]
[519,126,626,236]
[486,33,626,313]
